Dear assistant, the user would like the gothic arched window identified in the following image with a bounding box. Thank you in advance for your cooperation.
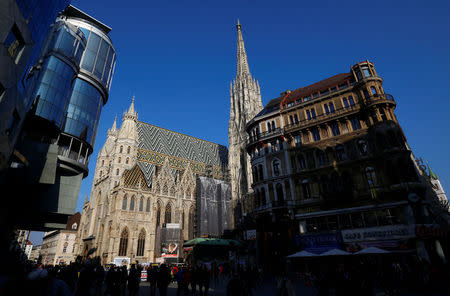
[120,146,123,153]
[165,203,172,224]
[126,157,129,164]
[139,197,143,211]
[127,146,131,154]
[163,184,168,195]
[118,157,121,163]
[130,195,135,211]
[116,168,119,176]
[146,198,150,212]
[122,195,127,210]
[137,229,145,256]
[156,203,161,227]
[63,242,68,253]
[119,228,128,256]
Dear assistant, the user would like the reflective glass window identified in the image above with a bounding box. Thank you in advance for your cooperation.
[16,0,70,96]
[63,78,103,145]
[81,50,96,72]
[32,56,75,126]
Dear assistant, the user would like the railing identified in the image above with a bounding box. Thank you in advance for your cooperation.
[284,104,360,132]
[246,94,395,148]
[247,127,282,146]
[365,93,395,105]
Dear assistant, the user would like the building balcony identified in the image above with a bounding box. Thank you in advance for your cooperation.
[284,104,361,133]
[365,93,396,107]
[247,127,282,147]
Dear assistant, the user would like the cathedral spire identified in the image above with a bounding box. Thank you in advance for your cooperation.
[111,115,117,131]
[236,19,251,77]
[128,95,136,115]
[427,162,439,180]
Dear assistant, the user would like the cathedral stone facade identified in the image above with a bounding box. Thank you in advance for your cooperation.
[76,100,230,264]
[228,21,263,220]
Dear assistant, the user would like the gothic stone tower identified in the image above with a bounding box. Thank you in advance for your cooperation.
[228,21,263,221]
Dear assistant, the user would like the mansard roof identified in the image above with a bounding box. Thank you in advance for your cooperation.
[135,121,228,185]
[254,72,353,119]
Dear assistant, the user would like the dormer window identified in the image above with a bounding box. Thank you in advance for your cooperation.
[72,223,77,230]
[362,66,372,77]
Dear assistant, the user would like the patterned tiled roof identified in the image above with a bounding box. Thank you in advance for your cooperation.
[136,121,228,185]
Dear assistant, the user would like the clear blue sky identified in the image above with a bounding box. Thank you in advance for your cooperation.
[30,0,450,243]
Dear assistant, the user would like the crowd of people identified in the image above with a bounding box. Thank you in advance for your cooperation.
[1,254,448,296]
[0,257,265,296]
[291,256,449,296]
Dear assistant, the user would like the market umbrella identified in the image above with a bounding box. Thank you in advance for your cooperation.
[319,249,351,256]
[354,247,390,255]
[287,250,317,258]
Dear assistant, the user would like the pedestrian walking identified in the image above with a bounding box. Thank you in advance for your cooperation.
[157,264,170,296]
[149,266,158,296]
[226,272,244,296]
[127,264,140,296]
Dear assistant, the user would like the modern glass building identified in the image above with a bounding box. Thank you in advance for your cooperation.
[7,5,116,229]
[0,0,70,174]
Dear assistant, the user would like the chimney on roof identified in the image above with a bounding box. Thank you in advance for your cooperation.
[281,90,291,96]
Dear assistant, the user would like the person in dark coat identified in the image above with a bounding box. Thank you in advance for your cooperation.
[127,264,140,296]
[226,272,244,296]
[157,264,170,296]
[148,266,158,296]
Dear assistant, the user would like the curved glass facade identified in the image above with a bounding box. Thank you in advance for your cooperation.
[33,56,75,126]
[78,27,116,91]
[48,22,87,65]
[24,5,116,152]
[16,0,71,94]
[63,78,102,145]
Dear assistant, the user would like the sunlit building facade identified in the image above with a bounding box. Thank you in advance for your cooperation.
[76,100,231,265]
[245,61,449,269]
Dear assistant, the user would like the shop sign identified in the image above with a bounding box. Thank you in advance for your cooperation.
[161,242,178,258]
[300,232,342,253]
[114,257,130,269]
[245,229,256,241]
[342,225,415,243]
[415,224,446,239]
[140,270,147,281]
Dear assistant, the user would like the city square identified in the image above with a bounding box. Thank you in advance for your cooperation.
[1,0,449,295]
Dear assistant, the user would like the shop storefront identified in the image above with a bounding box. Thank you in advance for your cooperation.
[299,232,342,253]
[341,224,416,252]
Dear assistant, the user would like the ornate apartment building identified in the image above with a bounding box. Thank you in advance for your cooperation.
[244,61,449,267]
[76,100,230,264]
[228,21,263,222]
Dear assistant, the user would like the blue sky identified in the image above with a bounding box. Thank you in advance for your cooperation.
[30,0,450,243]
